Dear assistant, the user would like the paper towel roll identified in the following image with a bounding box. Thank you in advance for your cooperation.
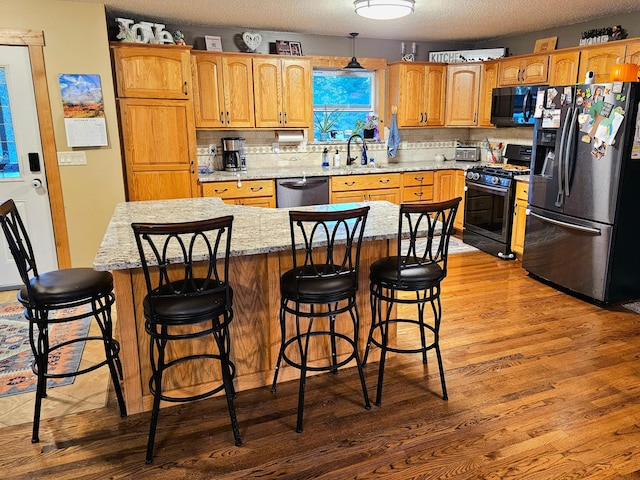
[275,130,304,143]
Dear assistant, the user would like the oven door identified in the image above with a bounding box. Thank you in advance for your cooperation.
[464,181,513,244]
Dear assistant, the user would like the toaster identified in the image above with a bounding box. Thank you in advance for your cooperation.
[454,146,481,162]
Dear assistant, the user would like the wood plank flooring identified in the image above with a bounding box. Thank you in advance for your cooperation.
[2,251,640,479]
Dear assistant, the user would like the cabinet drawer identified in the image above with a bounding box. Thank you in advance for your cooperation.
[402,185,434,203]
[402,171,434,187]
[331,173,400,192]
[515,181,528,201]
[201,179,274,199]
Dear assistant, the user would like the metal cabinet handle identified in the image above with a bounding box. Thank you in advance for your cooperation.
[214,188,229,194]
[250,187,263,192]
[220,111,225,123]
[284,112,288,124]
[413,192,423,198]
[183,81,188,95]
[226,111,230,124]
[345,181,356,186]
[279,112,283,124]
[379,179,390,184]
[414,176,424,182]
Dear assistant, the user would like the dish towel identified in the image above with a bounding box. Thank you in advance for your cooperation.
[387,113,400,158]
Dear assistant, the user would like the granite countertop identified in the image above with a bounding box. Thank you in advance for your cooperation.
[94,198,401,271]
[199,160,488,182]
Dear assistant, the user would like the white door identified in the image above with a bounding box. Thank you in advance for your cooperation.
[0,45,57,289]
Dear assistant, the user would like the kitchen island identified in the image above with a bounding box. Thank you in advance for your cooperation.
[94,197,401,415]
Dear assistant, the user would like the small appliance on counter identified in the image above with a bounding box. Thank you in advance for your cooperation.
[454,146,481,162]
[222,137,247,172]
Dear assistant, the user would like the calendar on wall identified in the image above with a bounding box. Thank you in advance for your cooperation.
[58,73,108,147]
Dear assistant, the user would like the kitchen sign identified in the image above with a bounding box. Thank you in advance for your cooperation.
[429,47,506,63]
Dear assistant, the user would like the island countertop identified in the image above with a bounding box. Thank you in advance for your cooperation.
[94,197,401,271]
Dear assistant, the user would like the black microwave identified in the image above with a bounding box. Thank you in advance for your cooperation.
[491,85,544,127]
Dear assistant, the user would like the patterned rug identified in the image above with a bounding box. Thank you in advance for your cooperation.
[0,301,91,398]
[622,302,640,314]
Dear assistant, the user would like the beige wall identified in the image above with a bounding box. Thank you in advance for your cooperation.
[1,0,125,267]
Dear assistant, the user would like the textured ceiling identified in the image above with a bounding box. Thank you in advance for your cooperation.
[68,0,640,42]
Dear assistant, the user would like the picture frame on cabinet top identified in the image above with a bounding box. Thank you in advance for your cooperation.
[205,35,223,51]
[534,36,557,53]
[289,41,303,56]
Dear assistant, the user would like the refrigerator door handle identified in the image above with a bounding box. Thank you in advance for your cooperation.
[556,107,571,207]
[528,210,601,235]
[565,107,579,197]
[523,90,531,122]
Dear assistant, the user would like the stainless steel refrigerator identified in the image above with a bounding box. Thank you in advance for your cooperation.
[523,82,640,304]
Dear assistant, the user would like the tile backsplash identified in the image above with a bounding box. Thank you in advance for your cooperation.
[196,127,535,173]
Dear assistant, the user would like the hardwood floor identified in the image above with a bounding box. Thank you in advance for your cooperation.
[3,251,640,479]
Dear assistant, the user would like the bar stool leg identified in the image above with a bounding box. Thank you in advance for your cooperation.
[271,301,288,393]
[431,297,448,401]
[295,314,313,433]
[214,318,242,446]
[146,331,165,464]
[30,317,49,443]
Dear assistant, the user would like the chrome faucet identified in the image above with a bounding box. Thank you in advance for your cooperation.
[347,134,366,166]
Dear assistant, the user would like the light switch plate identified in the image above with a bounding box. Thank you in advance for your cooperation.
[57,151,87,166]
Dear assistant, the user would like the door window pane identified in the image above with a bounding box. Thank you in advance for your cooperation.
[0,67,19,178]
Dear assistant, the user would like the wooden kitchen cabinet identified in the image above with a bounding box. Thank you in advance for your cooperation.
[445,64,481,126]
[577,44,626,84]
[253,57,311,128]
[401,171,434,204]
[330,173,400,204]
[434,170,466,230]
[548,50,581,85]
[112,43,198,202]
[118,98,198,201]
[498,54,549,86]
[511,180,528,255]
[191,52,255,128]
[453,170,466,230]
[388,62,446,127]
[478,61,499,127]
[201,179,275,207]
[112,43,192,99]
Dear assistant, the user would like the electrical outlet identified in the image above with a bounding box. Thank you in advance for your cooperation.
[56,151,87,166]
[208,144,217,155]
[272,142,280,153]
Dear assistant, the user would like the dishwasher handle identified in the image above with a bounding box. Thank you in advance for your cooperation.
[279,178,328,190]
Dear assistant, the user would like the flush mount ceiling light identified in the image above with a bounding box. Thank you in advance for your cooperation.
[354,0,415,20]
[343,32,364,69]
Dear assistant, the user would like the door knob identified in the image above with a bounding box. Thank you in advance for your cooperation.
[31,178,43,189]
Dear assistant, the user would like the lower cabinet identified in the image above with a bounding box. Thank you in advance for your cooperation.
[201,179,275,207]
[401,171,434,203]
[511,180,528,255]
[330,173,401,204]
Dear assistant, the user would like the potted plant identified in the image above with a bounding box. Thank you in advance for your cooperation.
[354,113,378,140]
[314,106,343,141]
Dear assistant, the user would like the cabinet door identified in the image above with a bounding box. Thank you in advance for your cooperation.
[397,64,426,127]
[191,53,225,128]
[498,58,523,86]
[424,66,446,126]
[434,170,456,201]
[521,55,549,84]
[445,64,480,126]
[253,58,283,128]
[112,45,191,99]
[478,61,499,127]
[578,44,626,84]
[624,41,640,66]
[281,58,312,127]
[222,56,255,127]
[369,190,400,204]
[331,190,367,204]
[549,51,581,86]
[119,98,197,201]
[453,170,466,230]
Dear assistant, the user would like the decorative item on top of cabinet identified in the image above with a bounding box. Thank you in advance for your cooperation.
[191,51,255,128]
[401,171,434,204]
[445,63,481,127]
[388,62,446,127]
[330,173,400,204]
[253,57,311,128]
[510,180,528,256]
[478,61,499,127]
[548,50,581,86]
[201,179,275,207]
[498,54,549,86]
[111,43,198,201]
[112,43,192,99]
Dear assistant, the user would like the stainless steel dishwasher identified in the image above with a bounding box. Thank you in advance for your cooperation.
[276,176,329,207]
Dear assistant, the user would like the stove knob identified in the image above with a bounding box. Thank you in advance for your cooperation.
[491,177,500,185]
[466,171,473,180]
[472,172,480,181]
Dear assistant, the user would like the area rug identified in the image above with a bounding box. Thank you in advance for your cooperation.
[622,302,640,314]
[402,236,477,256]
[0,301,91,398]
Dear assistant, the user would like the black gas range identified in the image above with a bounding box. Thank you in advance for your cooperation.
[462,145,531,260]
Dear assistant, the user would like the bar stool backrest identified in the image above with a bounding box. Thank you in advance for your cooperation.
[396,198,461,283]
[288,206,370,288]
[131,216,234,315]
[0,199,40,303]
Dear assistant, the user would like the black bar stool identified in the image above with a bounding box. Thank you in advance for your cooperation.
[271,206,371,432]
[131,216,241,464]
[364,198,461,406]
[0,199,127,443]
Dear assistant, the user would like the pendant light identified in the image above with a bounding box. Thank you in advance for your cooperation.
[354,0,415,20]
[343,32,364,70]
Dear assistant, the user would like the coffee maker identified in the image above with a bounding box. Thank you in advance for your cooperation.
[222,137,246,172]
